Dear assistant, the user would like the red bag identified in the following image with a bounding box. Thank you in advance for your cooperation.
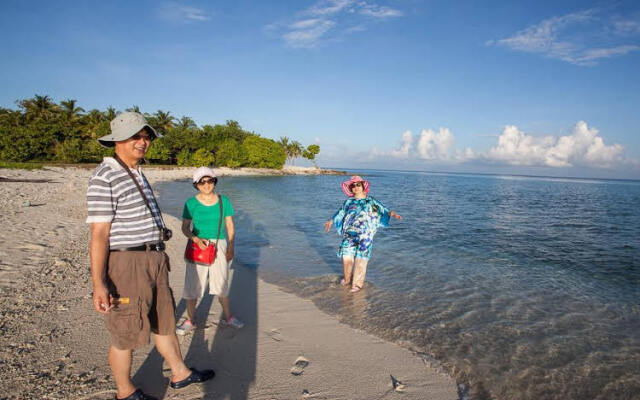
[184,196,224,266]
[185,240,217,265]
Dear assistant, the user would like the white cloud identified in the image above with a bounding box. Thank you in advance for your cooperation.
[307,0,354,16]
[382,121,627,170]
[456,147,475,161]
[489,8,640,65]
[359,4,403,18]
[417,128,455,160]
[486,125,556,166]
[613,13,640,35]
[389,128,455,160]
[486,121,624,168]
[271,0,402,48]
[367,146,384,160]
[290,18,324,30]
[283,20,335,48]
[490,10,593,52]
[157,2,211,23]
[345,24,367,34]
[391,130,413,157]
[576,45,640,63]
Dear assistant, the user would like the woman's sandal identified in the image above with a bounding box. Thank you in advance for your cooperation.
[349,285,362,293]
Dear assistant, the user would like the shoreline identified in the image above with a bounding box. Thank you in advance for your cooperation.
[12,163,347,175]
[0,167,456,399]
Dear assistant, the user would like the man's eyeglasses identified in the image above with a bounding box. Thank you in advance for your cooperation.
[130,133,151,141]
[198,178,217,185]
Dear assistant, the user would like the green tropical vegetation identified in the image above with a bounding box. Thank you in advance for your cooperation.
[0,95,320,169]
[276,137,320,167]
[0,161,44,170]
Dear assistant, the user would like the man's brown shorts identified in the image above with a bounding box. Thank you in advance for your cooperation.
[105,250,176,350]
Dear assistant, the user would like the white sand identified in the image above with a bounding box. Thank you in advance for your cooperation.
[0,166,457,400]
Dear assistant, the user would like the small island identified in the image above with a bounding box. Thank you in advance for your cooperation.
[0,94,342,175]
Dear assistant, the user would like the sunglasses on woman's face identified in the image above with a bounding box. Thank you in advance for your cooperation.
[350,182,363,189]
[198,178,217,185]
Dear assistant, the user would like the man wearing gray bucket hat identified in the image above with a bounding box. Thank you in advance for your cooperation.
[97,111,161,147]
[87,112,214,400]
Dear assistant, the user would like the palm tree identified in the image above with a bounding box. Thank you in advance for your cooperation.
[105,106,117,121]
[288,141,303,165]
[126,105,141,113]
[18,94,58,120]
[177,116,197,130]
[154,110,175,134]
[278,136,291,163]
[33,94,58,119]
[60,99,85,120]
[82,109,107,139]
[85,109,104,124]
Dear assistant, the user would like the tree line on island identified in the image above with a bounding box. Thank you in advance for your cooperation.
[0,95,320,169]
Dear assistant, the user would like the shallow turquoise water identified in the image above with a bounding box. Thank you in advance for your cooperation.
[156,171,640,400]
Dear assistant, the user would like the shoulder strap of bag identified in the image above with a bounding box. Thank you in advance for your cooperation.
[213,194,224,248]
[113,154,167,233]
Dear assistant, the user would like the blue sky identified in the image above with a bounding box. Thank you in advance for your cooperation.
[1,0,639,178]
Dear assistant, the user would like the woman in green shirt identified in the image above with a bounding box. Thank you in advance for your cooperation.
[176,167,244,335]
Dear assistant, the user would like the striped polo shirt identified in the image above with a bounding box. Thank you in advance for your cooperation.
[86,157,163,249]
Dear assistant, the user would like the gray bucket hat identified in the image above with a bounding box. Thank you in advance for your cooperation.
[98,112,161,147]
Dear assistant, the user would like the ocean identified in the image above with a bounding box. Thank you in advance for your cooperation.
[156,170,640,400]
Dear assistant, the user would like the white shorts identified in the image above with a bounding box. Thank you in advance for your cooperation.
[183,239,231,298]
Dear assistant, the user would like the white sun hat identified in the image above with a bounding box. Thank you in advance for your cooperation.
[192,166,217,184]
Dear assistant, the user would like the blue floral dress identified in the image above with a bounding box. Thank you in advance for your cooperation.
[331,196,391,260]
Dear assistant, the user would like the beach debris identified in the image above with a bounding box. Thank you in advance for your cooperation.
[290,356,309,376]
[302,389,311,397]
[23,201,31,207]
[53,258,71,268]
[390,375,406,392]
[265,328,283,341]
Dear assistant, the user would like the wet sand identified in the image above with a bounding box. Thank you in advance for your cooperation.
[0,166,457,399]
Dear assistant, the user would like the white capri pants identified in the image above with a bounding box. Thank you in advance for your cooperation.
[183,239,231,299]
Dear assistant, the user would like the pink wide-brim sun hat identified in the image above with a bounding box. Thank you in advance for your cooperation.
[341,175,370,197]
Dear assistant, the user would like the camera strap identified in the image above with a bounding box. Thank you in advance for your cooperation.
[113,154,168,239]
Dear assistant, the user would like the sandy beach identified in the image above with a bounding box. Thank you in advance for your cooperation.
[0,166,457,400]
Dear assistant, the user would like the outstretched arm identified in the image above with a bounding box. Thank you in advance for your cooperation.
[324,219,333,232]
[370,197,402,225]
[326,200,348,233]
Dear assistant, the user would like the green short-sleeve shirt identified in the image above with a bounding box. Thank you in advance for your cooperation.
[182,194,235,240]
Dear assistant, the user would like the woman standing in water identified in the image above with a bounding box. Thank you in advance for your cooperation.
[324,175,402,293]
[176,167,244,335]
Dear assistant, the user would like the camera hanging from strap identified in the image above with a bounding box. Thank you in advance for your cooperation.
[113,154,172,241]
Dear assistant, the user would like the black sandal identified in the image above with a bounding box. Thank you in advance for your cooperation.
[115,389,158,400]
[170,368,215,389]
